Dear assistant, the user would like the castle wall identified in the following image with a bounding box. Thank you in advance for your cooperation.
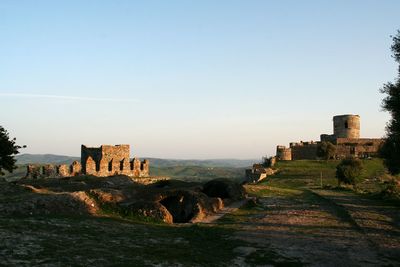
[276,146,292,161]
[101,145,130,164]
[335,138,383,158]
[290,143,319,160]
[320,134,336,143]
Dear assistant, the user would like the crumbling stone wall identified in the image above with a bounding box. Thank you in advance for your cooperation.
[81,144,149,177]
[26,165,41,179]
[245,164,276,183]
[25,144,150,179]
[25,161,83,179]
[58,164,70,177]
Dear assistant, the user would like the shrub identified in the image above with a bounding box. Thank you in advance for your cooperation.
[380,179,400,199]
[336,158,363,188]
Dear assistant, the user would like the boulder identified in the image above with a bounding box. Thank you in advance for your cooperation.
[159,189,222,223]
[121,201,173,224]
[202,178,246,200]
[89,188,125,204]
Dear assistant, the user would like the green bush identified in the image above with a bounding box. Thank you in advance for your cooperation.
[336,158,363,187]
[380,179,400,199]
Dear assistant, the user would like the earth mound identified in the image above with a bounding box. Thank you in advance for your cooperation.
[2,177,245,223]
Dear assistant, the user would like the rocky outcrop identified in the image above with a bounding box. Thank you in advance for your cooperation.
[121,201,174,224]
[202,178,246,200]
[4,177,245,224]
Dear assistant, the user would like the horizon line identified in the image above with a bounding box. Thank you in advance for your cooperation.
[0,93,140,102]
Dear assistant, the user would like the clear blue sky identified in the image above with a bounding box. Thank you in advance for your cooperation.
[0,1,399,159]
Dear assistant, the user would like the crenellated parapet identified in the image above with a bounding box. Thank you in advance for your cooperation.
[83,155,149,177]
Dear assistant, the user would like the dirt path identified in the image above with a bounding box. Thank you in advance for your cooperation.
[199,199,248,224]
[226,186,400,266]
[313,189,400,264]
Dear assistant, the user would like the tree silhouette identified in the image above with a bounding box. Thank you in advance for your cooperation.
[380,31,400,175]
[0,126,25,175]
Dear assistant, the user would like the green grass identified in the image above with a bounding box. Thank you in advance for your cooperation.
[0,215,245,266]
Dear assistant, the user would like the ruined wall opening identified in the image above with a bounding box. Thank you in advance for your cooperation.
[108,160,112,172]
[120,160,124,171]
[130,161,134,170]
[345,121,349,129]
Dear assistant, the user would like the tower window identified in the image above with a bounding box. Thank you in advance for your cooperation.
[345,121,348,129]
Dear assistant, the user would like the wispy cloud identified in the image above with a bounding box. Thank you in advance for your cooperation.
[0,93,140,102]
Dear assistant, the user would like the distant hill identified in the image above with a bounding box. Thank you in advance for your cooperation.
[15,154,256,168]
[146,158,256,168]
[15,154,80,165]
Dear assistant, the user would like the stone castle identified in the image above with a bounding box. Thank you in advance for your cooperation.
[276,115,383,160]
[26,144,149,178]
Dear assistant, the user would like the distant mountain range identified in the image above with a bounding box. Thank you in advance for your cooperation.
[15,154,257,168]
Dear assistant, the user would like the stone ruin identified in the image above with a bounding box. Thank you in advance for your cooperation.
[276,114,384,161]
[25,144,149,179]
[245,156,277,183]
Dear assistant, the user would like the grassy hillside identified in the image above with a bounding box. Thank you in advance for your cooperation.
[265,159,388,193]
[150,165,245,182]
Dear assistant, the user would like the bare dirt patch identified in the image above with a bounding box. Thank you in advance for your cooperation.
[222,185,400,266]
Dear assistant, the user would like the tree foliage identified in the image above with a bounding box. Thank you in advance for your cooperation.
[380,30,400,175]
[0,126,25,175]
[336,158,363,187]
[317,141,336,160]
